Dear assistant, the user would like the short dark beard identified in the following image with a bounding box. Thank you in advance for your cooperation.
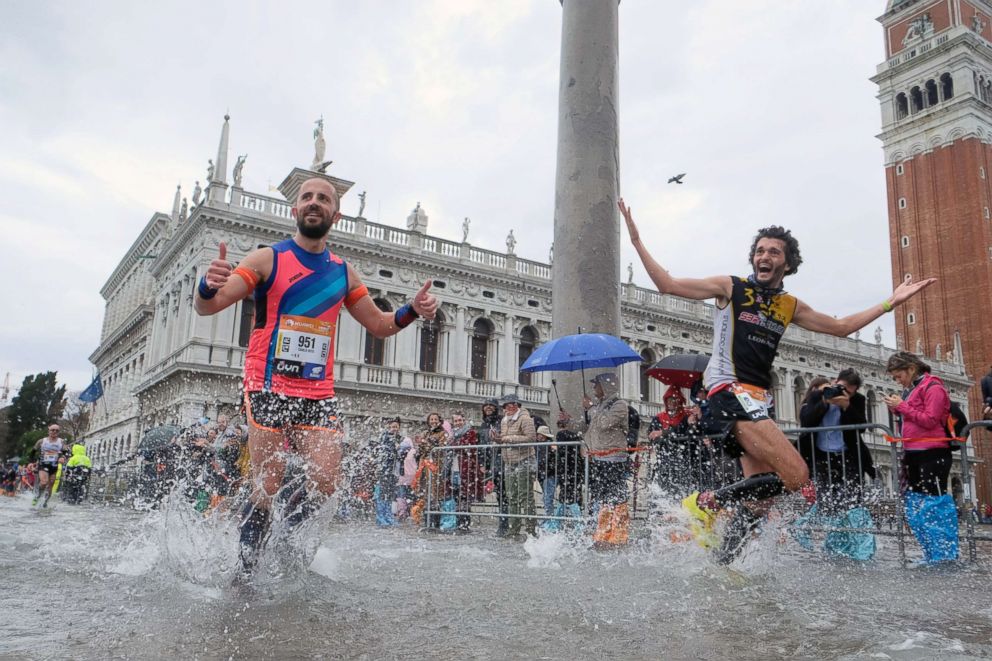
[296,215,332,239]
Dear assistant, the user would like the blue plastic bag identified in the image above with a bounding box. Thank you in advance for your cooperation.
[439,498,458,531]
[791,504,876,560]
[824,506,876,561]
[904,491,958,564]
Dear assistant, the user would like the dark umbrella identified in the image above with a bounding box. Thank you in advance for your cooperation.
[521,333,643,401]
[645,353,710,389]
[136,425,182,456]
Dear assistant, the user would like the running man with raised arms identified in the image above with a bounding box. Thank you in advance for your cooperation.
[619,199,934,563]
[195,177,438,576]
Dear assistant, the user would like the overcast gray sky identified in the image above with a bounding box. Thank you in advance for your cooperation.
[0,1,893,396]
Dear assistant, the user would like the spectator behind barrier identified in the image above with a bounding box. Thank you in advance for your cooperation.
[884,350,958,564]
[476,398,507,537]
[495,394,537,540]
[648,386,704,497]
[561,372,631,548]
[796,370,876,512]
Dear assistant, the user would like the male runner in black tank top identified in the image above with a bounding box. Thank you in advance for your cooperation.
[619,199,935,563]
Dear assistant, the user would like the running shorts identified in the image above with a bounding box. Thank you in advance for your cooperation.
[244,391,339,433]
[38,462,59,476]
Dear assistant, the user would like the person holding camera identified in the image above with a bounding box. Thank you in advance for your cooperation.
[797,369,876,512]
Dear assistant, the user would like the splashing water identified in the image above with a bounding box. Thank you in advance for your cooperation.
[2,488,992,660]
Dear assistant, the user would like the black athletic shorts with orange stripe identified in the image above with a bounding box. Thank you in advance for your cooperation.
[244,391,339,433]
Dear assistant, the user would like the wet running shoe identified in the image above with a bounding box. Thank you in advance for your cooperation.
[31,497,38,506]
[238,505,271,576]
[681,491,717,549]
[714,506,761,565]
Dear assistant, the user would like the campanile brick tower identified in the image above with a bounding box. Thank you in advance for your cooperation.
[874,0,992,501]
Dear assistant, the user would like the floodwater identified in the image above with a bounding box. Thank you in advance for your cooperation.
[2,493,991,661]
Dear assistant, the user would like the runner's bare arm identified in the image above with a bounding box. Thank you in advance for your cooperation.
[618,199,732,303]
[792,275,937,337]
[194,243,273,315]
[345,263,439,338]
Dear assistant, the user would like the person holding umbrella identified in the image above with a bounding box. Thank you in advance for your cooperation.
[560,372,631,549]
[619,198,935,563]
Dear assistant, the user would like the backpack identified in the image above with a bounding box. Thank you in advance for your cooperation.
[626,405,641,448]
[921,380,968,447]
[948,401,968,440]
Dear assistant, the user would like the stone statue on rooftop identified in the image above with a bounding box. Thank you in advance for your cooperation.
[874,326,883,345]
[233,154,247,187]
[180,198,188,222]
[627,262,634,284]
[312,117,326,170]
[357,191,366,218]
[506,229,516,254]
[462,217,470,242]
[192,181,202,206]
[206,159,215,182]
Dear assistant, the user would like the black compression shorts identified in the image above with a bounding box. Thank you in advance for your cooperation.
[244,391,339,433]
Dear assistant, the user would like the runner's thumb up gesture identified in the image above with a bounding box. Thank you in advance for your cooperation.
[205,242,232,290]
[412,279,438,319]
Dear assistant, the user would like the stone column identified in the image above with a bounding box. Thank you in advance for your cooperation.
[502,316,517,383]
[552,0,621,416]
[453,306,468,377]
[336,314,363,362]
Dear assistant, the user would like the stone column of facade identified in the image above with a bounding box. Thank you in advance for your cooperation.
[552,0,621,418]
[501,317,516,384]
[336,313,363,362]
[452,306,468,377]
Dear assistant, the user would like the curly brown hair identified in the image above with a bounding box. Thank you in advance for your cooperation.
[749,226,803,276]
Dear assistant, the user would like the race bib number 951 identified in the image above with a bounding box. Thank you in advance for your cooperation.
[274,315,332,380]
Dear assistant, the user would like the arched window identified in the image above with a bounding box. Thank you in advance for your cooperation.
[793,376,806,423]
[363,298,392,366]
[895,92,909,120]
[910,86,924,113]
[518,326,538,386]
[470,319,493,380]
[866,390,877,424]
[940,73,953,100]
[925,79,939,106]
[640,349,657,402]
[419,310,445,373]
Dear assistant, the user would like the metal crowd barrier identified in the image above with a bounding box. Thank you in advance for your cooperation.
[418,421,989,564]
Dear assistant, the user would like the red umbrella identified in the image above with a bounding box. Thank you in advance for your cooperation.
[645,353,710,388]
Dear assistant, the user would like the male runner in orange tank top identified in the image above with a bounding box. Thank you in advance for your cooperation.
[195,177,438,576]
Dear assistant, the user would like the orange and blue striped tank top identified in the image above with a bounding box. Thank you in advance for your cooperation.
[244,239,351,399]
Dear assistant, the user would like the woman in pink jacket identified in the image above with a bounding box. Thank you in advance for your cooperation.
[884,350,958,563]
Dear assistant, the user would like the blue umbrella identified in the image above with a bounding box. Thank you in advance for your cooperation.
[520,333,642,373]
[521,333,643,406]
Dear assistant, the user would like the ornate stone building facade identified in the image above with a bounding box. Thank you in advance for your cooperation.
[874,0,992,500]
[87,116,976,501]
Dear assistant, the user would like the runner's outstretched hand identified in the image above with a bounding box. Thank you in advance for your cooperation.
[205,242,232,290]
[889,274,937,307]
[618,198,639,243]
[412,280,438,319]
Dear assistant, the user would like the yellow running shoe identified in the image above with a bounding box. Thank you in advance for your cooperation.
[681,491,717,549]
